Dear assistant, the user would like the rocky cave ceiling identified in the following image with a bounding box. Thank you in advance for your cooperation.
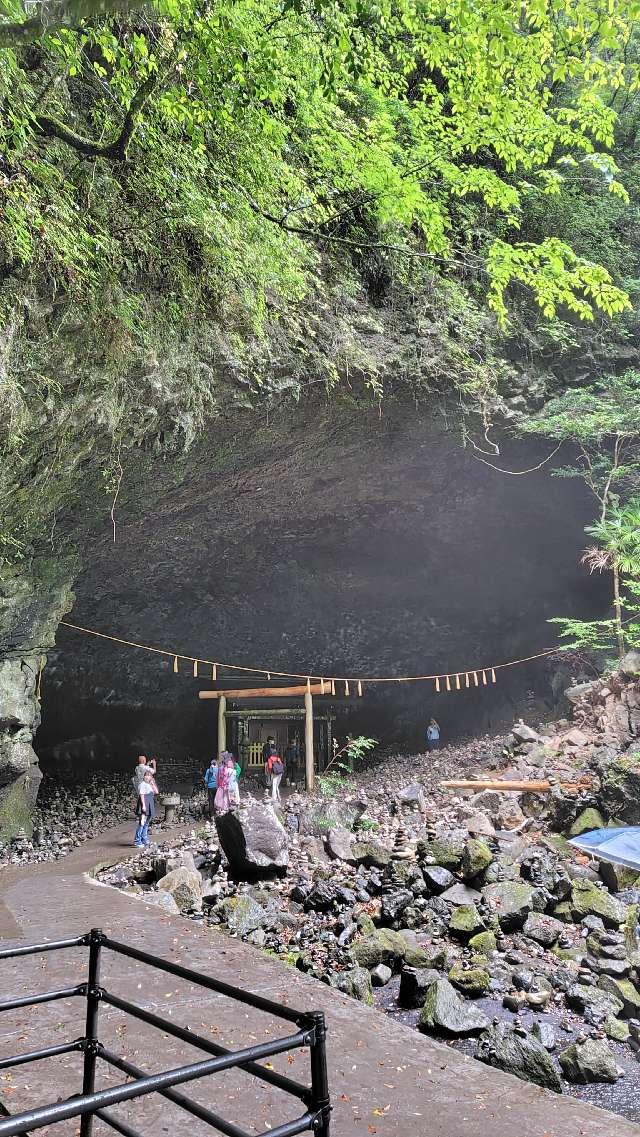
[38,398,607,768]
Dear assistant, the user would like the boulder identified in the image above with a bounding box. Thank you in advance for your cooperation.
[398,967,441,1008]
[418,979,489,1036]
[157,866,203,909]
[570,880,626,928]
[598,861,640,892]
[352,840,391,868]
[327,966,373,1006]
[463,812,496,838]
[351,928,408,970]
[370,963,393,987]
[598,975,640,1019]
[381,889,414,923]
[461,838,493,881]
[569,809,605,837]
[422,865,455,894]
[417,834,465,870]
[448,904,485,937]
[398,782,426,809]
[523,912,564,948]
[215,801,289,877]
[440,883,482,906]
[558,1038,620,1084]
[475,1022,562,1093]
[511,722,540,744]
[600,757,640,824]
[448,962,490,997]
[566,983,624,1020]
[400,938,446,970]
[605,1016,630,1042]
[140,890,180,916]
[325,826,355,863]
[305,881,337,910]
[483,881,533,931]
[468,930,497,954]
[217,895,270,937]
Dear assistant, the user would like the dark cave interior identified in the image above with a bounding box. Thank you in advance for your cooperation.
[36,401,607,778]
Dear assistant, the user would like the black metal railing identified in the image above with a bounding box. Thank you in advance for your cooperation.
[0,928,331,1137]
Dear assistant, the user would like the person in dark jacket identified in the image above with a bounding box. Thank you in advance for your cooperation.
[204,758,219,818]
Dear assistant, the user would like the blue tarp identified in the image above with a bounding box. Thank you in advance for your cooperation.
[569,826,640,872]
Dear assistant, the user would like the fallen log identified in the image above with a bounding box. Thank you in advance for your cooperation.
[439,778,593,794]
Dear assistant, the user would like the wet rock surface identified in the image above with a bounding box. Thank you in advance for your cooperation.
[80,671,640,1122]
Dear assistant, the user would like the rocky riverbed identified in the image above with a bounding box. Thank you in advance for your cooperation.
[36,665,640,1119]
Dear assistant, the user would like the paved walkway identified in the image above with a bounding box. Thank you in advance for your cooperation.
[0,826,639,1137]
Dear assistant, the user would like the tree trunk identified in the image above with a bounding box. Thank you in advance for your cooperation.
[613,563,626,661]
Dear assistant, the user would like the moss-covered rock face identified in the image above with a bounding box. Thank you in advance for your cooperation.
[0,563,74,837]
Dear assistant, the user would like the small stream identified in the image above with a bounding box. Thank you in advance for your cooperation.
[374,976,640,1122]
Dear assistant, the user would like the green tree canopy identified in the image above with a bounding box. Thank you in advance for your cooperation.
[1,0,638,340]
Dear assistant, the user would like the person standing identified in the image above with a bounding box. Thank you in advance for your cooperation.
[268,751,285,803]
[263,737,276,788]
[426,718,441,751]
[132,755,153,790]
[134,770,156,847]
[214,757,232,814]
[204,758,219,818]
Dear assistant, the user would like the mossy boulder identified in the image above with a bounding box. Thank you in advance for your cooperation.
[461,838,493,881]
[570,880,626,928]
[403,941,446,969]
[475,1021,562,1093]
[417,834,465,870]
[558,1038,620,1084]
[419,979,489,1036]
[449,904,485,937]
[482,881,533,931]
[598,975,640,1019]
[604,1016,630,1042]
[328,965,374,1006]
[468,930,497,954]
[352,841,391,868]
[350,928,408,970]
[217,895,271,935]
[448,961,490,997]
[566,983,624,1019]
[568,808,605,837]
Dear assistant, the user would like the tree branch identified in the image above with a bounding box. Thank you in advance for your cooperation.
[0,0,145,48]
[35,70,157,158]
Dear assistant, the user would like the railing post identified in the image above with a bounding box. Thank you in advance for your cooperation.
[80,928,103,1137]
[305,1012,331,1137]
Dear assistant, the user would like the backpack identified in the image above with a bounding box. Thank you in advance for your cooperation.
[271,758,284,776]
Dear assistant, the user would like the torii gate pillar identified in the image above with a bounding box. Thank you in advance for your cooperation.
[304,690,314,792]
[217,695,227,754]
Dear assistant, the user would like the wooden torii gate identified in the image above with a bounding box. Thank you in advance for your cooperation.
[199,683,327,790]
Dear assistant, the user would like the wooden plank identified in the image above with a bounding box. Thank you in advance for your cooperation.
[199,683,327,700]
[439,778,593,794]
